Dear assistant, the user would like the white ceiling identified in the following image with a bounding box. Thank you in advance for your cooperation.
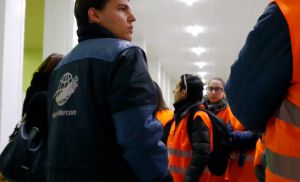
[131,0,269,82]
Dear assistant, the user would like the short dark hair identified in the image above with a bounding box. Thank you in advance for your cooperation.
[74,0,110,27]
[180,74,204,101]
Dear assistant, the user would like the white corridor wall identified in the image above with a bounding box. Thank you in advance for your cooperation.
[0,0,26,151]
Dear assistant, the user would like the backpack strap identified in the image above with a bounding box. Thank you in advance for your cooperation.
[186,106,202,143]
[162,117,174,144]
[186,109,194,143]
[186,106,213,143]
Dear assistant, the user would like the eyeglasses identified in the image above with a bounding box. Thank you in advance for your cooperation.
[206,86,224,93]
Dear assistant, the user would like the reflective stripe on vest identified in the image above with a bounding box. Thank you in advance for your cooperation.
[266,148,300,181]
[266,102,300,181]
[168,148,192,158]
[169,165,186,175]
[275,99,300,127]
[230,152,254,163]
[169,165,210,175]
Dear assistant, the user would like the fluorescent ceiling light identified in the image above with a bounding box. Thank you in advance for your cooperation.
[194,62,207,69]
[190,47,206,56]
[179,0,200,6]
[185,25,204,36]
[197,71,208,78]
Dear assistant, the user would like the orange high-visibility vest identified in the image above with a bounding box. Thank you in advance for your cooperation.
[167,111,213,182]
[155,109,174,127]
[265,1,300,181]
[216,106,237,125]
[227,118,258,182]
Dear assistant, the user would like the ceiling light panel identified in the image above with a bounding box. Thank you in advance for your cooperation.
[178,0,201,6]
[194,62,207,69]
[185,25,205,36]
[190,47,206,56]
[197,71,208,78]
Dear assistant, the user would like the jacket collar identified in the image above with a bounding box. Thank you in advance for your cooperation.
[173,99,202,122]
[77,23,116,43]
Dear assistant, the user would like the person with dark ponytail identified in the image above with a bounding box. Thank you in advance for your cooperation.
[154,82,174,144]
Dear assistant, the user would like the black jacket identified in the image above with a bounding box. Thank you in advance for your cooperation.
[47,24,169,182]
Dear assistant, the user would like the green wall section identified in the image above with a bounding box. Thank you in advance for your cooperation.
[23,50,43,92]
[23,0,45,92]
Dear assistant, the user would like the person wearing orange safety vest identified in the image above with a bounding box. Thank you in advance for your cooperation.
[167,74,212,182]
[154,81,174,144]
[202,78,258,182]
[226,0,300,181]
[226,120,258,182]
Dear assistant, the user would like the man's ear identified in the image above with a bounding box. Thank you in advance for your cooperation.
[87,7,101,23]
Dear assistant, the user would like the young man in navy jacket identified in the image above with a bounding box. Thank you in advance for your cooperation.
[47,0,171,181]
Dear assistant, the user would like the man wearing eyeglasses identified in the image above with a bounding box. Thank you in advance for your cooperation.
[167,74,212,182]
[202,77,258,182]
